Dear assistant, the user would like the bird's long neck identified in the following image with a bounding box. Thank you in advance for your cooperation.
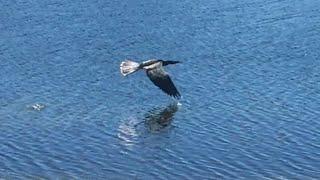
[162,61,180,66]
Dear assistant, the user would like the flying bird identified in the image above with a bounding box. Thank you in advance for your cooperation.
[120,59,181,99]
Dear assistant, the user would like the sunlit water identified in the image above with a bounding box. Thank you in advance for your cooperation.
[1,0,320,179]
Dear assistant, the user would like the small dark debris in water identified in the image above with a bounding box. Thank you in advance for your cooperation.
[28,103,46,111]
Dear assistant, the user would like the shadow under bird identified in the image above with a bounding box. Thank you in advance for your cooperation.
[120,59,181,99]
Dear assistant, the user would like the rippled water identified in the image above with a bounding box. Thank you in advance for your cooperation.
[1,0,320,179]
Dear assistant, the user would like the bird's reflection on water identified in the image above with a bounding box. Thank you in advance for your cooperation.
[143,103,179,132]
[118,102,179,147]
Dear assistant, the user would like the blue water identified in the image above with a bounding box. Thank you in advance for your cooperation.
[1,0,320,179]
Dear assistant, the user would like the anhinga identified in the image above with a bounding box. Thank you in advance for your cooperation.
[120,59,181,99]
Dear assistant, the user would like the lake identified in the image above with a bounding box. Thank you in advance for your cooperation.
[1,0,320,179]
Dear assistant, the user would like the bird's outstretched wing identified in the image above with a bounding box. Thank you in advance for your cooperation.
[146,67,181,99]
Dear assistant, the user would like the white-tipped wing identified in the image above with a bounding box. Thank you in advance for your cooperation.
[146,67,181,99]
[120,60,140,76]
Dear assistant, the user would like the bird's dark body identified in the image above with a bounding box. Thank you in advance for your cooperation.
[140,59,180,69]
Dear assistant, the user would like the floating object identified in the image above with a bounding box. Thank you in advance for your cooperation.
[28,103,46,111]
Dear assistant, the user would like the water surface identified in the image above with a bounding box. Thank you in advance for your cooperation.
[1,0,320,179]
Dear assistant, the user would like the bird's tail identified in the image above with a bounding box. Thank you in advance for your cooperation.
[120,60,140,76]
